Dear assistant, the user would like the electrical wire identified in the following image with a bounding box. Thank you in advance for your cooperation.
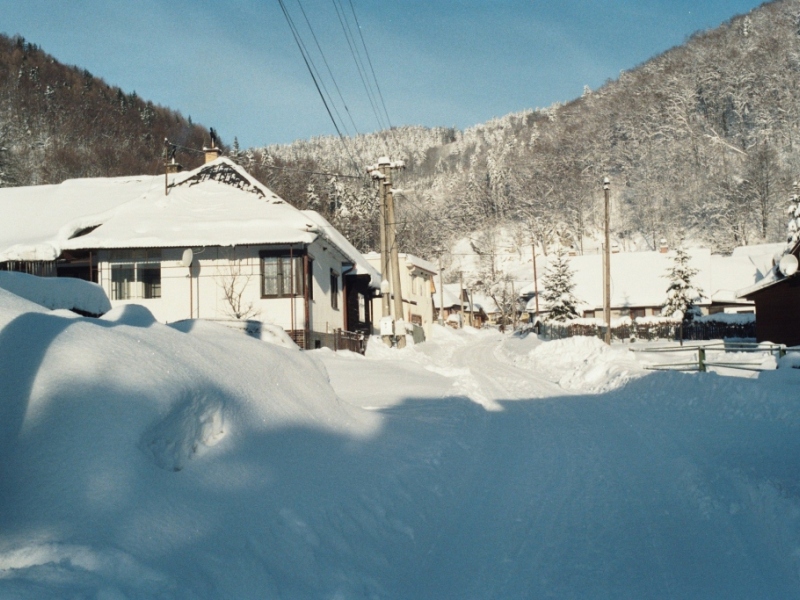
[346,0,396,147]
[260,163,363,180]
[278,0,362,176]
[294,0,362,140]
[331,0,389,147]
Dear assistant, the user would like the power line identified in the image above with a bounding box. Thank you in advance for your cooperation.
[259,163,364,180]
[331,0,389,146]
[278,0,362,176]
[294,0,362,140]
[346,0,395,137]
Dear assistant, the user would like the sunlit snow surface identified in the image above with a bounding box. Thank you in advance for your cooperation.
[2,286,800,599]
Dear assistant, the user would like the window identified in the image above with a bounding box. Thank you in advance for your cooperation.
[261,252,304,297]
[110,260,161,300]
[330,269,339,310]
[631,308,646,319]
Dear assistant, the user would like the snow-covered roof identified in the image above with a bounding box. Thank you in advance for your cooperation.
[517,247,770,312]
[519,250,713,311]
[301,211,380,288]
[431,279,462,309]
[403,253,438,274]
[0,176,156,262]
[433,275,494,312]
[0,158,373,284]
[363,252,438,278]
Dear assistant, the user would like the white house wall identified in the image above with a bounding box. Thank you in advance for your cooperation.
[306,237,349,335]
[97,240,349,334]
[366,254,435,338]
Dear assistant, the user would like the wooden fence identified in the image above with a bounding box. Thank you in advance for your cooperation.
[539,320,756,343]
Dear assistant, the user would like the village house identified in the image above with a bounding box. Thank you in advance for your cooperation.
[521,245,778,321]
[738,240,800,346]
[432,279,488,328]
[364,252,436,339]
[0,153,379,350]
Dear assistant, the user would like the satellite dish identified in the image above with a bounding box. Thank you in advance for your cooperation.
[181,248,194,268]
[779,253,799,277]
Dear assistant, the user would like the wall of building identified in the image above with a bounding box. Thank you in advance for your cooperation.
[366,255,435,339]
[752,278,800,346]
[97,240,349,337]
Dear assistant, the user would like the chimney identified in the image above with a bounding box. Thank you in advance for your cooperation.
[165,159,183,174]
[204,126,221,164]
[659,238,668,253]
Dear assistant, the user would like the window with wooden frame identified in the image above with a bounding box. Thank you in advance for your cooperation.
[260,250,305,298]
[330,269,339,310]
[630,307,646,319]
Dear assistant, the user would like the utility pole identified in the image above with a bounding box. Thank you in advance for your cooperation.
[459,271,465,329]
[438,254,445,326]
[369,157,406,347]
[530,228,540,318]
[369,162,392,346]
[603,177,611,345]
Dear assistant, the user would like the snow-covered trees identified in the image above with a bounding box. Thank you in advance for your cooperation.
[541,250,580,322]
[248,1,800,259]
[663,248,701,322]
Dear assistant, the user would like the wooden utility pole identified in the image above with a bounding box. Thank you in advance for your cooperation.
[459,271,465,329]
[531,237,539,318]
[603,177,611,345]
[369,160,392,346]
[438,255,445,326]
[369,157,406,347]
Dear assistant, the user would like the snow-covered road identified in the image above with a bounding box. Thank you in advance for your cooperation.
[315,329,800,599]
[3,281,800,600]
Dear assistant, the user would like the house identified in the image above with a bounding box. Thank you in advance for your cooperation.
[0,153,379,350]
[432,279,488,328]
[738,241,800,346]
[520,246,777,321]
[364,252,436,338]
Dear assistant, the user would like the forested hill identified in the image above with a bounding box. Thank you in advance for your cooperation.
[245,0,800,258]
[0,34,209,186]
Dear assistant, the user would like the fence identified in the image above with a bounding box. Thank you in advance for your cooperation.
[539,319,756,343]
[309,329,368,354]
[630,342,791,373]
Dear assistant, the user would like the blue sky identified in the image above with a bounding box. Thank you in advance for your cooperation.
[2,0,766,148]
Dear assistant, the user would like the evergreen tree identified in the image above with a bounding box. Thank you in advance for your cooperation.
[541,250,580,322]
[663,247,700,322]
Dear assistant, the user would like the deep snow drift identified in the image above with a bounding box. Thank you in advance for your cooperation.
[2,284,800,599]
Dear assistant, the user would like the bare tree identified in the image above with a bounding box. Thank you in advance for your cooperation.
[217,261,260,321]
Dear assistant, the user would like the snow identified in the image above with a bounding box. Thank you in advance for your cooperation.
[0,160,371,283]
[0,176,155,262]
[0,271,111,315]
[3,279,800,598]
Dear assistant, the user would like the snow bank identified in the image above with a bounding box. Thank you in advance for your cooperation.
[0,271,111,315]
[695,311,755,324]
[0,289,375,598]
[506,335,645,393]
[5,277,800,599]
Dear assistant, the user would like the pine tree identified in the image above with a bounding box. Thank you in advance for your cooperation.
[663,247,700,322]
[541,250,580,322]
